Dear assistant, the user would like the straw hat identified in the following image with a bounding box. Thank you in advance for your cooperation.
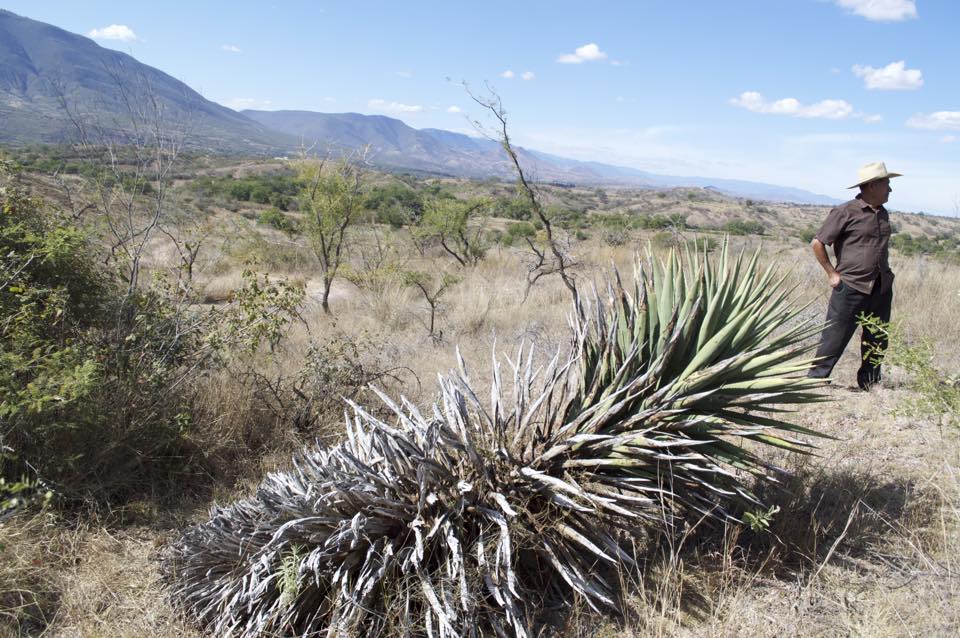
[848,161,902,189]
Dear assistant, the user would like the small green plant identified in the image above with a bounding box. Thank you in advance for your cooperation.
[860,314,960,428]
[278,545,303,608]
[743,504,780,533]
[401,269,460,339]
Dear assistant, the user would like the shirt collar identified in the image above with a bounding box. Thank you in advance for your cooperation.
[854,193,885,213]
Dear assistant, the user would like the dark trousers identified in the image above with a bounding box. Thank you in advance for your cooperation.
[808,279,892,388]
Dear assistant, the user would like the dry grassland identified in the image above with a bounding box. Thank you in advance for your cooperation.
[3,176,960,637]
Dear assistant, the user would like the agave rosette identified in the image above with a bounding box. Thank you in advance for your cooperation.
[164,243,828,637]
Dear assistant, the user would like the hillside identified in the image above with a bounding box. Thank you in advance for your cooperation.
[0,9,291,151]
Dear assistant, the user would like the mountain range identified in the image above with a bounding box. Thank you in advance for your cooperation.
[0,9,839,205]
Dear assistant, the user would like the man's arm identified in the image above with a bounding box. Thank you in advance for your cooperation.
[811,238,841,288]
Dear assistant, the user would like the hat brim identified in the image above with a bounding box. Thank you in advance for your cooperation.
[847,172,902,189]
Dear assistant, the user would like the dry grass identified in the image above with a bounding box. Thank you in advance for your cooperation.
[3,175,960,637]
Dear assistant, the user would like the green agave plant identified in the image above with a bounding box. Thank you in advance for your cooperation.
[163,243,828,637]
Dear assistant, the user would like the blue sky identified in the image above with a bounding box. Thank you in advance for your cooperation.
[6,0,959,214]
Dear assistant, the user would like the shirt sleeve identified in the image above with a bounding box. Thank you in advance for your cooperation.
[815,206,847,246]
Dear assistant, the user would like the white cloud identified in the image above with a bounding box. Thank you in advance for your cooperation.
[730,91,854,119]
[862,113,883,123]
[86,24,138,41]
[396,70,413,78]
[500,70,515,79]
[941,135,957,144]
[521,71,536,81]
[368,99,424,114]
[906,111,960,131]
[557,43,608,64]
[322,97,336,103]
[221,44,241,53]
[834,0,917,21]
[852,61,923,90]
[447,106,462,114]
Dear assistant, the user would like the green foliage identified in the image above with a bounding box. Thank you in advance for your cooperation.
[401,269,460,338]
[363,183,424,226]
[743,504,780,533]
[593,212,631,246]
[208,270,305,356]
[890,232,960,262]
[0,163,304,502]
[256,207,299,234]
[545,205,587,230]
[860,315,960,428]
[0,472,52,521]
[723,218,765,235]
[632,212,688,231]
[193,173,299,210]
[501,220,537,247]
[415,196,489,266]
[491,195,534,220]
[798,225,818,244]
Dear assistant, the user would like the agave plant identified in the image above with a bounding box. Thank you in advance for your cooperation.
[163,244,828,637]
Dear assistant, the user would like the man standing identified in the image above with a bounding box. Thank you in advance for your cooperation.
[808,161,901,390]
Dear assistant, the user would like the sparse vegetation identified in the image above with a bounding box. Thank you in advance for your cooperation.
[2,148,960,638]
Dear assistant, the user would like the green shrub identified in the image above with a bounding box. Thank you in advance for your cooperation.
[364,184,424,224]
[1,163,304,504]
[501,220,537,247]
[194,174,298,211]
[861,315,960,428]
[257,207,299,234]
[798,226,817,244]
[491,195,534,220]
[890,232,960,262]
[632,212,687,231]
[723,218,765,235]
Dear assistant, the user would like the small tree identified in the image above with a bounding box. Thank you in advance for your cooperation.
[401,269,460,340]
[298,156,365,314]
[415,196,489,266]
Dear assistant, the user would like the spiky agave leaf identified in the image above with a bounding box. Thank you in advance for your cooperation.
[163,242,828,637]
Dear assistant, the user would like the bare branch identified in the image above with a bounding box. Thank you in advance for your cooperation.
[463,83,581,312]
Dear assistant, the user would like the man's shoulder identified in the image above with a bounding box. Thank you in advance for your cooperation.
[827,198,863,216]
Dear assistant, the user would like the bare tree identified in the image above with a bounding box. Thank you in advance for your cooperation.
[55,58,195,310]
[463,85,580,309]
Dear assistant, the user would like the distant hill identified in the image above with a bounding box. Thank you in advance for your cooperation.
[246,110,840,205]
[0,9,840,206]
[242,109,550,179]
[0,9,291,151]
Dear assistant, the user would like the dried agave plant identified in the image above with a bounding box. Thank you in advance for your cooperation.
[163,243,828,637]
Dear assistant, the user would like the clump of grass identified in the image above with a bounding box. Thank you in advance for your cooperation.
[162,243,828,636]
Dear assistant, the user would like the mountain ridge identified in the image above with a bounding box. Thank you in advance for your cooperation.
[0,9,840,206]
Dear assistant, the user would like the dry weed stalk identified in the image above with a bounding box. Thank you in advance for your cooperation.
[163,243,828,637]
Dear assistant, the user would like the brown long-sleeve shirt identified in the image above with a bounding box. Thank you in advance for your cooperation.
[815,195,895,294]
